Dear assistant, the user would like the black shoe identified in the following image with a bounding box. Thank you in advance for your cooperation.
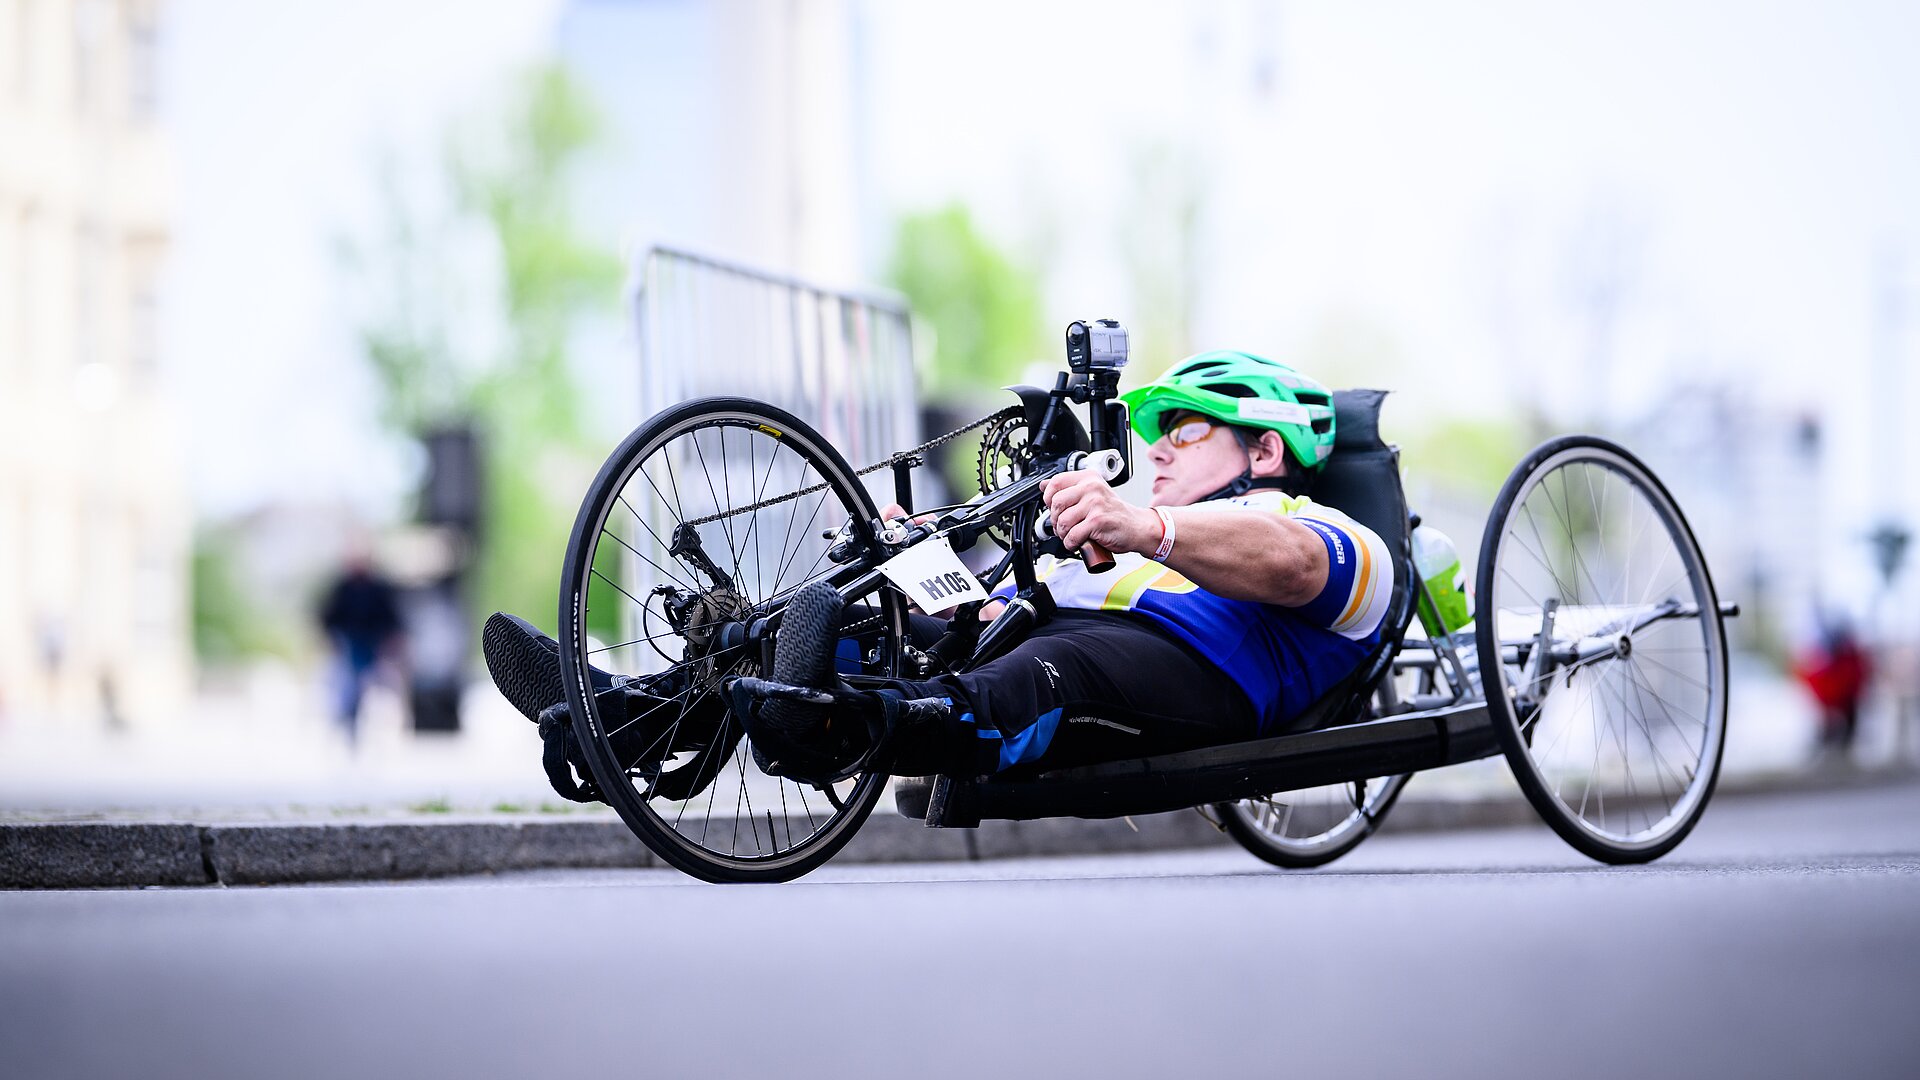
[481,612,613,722]
[747,583,869,782]
[483,611,723,770]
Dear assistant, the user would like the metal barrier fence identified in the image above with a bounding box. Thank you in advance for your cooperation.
[634,245,920,483]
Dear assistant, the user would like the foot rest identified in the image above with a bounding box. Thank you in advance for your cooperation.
[893,775,935,819]
[891,775,983,828]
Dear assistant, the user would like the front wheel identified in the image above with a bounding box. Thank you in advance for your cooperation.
[557,397,908,883]
[1477,436,1728,864]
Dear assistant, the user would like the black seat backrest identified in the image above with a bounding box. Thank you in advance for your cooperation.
[1314,389,1409,565]
[1276,388,1415,732]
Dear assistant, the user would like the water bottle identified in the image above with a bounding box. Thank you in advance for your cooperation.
[1411,524,1473,638]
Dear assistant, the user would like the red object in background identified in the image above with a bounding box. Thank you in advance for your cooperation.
[1794,640,1871,712]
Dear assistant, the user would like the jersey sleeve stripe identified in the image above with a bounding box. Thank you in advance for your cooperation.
[1335,528,1374,627]
[1330,520,1393,638]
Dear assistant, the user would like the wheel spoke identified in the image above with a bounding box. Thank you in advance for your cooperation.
[771,485,837,597]
[1631,650,1710,692]
[689,427,739,571]
[1518,503,1580,602]
[613,491,698,588]
[767,460,819,600]
[1584,463,1612,596]
[591,566,658,617]
[586,618,733,656]
[1618,667,1694,798]
[1542,466,1608,603]
[1619,659,1707,732]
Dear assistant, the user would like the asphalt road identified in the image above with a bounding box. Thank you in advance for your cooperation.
[4,782,1918,1080]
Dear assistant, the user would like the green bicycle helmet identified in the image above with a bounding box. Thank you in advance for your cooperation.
[1121,350,1338,470]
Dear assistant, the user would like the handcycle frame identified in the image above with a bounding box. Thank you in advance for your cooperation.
[564,317,1736,879]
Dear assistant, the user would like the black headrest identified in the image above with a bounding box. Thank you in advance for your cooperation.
[1313,387,1406,552]
[1332,388,1388,450]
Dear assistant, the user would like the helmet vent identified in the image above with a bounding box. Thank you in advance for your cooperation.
[1201,382,1257,399]
[1176,361,1232,378]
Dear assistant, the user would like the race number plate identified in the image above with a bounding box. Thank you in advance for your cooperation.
[878,536,990,612]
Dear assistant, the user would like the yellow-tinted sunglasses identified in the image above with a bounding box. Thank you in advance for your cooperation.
[1161,416,1224,449]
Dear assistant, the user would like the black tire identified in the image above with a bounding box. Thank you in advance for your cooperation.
[1217,772,1410,869]
[1476,436,1728,864]
[558,397,906,883]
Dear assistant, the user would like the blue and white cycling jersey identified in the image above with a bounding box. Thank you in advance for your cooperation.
[997,490,1394,734]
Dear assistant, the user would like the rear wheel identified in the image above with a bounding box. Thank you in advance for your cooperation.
[558,397,907,883]
[1217,773,1410,868]
[1477,436,1727,864]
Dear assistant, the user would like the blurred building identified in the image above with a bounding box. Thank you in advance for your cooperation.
[1622,383,1826,661]
[557,0,868,287]
[0,0,190,729]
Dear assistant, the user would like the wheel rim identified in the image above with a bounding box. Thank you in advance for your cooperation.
[1482,443,1726,854]
[1229,774,1406,857]
[563,405,899,874]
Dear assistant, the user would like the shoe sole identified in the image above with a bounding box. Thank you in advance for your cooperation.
[482,612,565,723]
[761,582,844,737]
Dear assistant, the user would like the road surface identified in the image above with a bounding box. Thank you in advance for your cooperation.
[4,781,1918,1079]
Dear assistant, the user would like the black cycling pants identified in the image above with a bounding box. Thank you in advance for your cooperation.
[883,610,1259,777]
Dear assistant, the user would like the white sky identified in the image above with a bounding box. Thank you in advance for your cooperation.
[161,0,1920,543]
[862,1,1919,432]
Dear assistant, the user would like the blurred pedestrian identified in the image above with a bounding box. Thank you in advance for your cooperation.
[1793,614,1872,755]
[317,549,404,747]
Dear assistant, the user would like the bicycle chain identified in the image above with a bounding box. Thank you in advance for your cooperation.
[681,406,1025,527]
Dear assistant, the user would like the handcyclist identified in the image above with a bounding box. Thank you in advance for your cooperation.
[484,351,1393,790]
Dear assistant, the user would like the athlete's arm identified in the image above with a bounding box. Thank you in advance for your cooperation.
[1040,472,1328,606]
[1152,506,1330,606]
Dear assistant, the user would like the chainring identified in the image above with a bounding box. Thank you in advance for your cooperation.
[976,407,1036,549]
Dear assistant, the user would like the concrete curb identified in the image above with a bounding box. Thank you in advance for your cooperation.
[0,823,210,889]
[202,819,657,886]
[3,766,1912,888]
[0,818,660,889]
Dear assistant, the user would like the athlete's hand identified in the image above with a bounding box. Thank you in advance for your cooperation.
[878,502,943,529]
[1041,471,1154,557]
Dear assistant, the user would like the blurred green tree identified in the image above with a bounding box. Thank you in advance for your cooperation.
[1396,417,1534,504]
[885,205,1048,395]
[884,205,1051,498]
[341,64,622,628]
[191,526,286,665]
